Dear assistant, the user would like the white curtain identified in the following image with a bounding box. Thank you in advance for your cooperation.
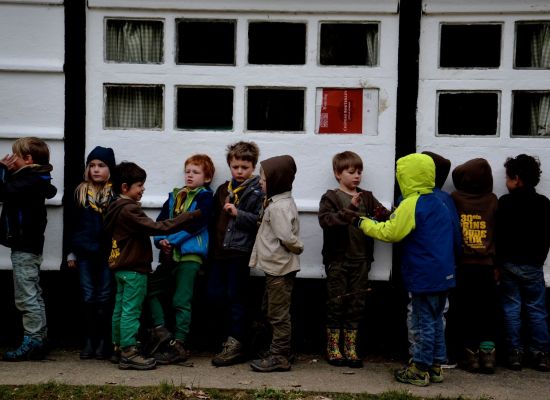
[105,86,163,129]
[106,20,163,63]
[529,24,550,136]
[366,28,379,66]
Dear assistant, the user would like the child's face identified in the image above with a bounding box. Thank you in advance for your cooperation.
[229,157,254,184]
[88,159,110,184]
[13,152,32,170]
[123,181,145,202]
[505,174,523,192]
[259,168,267,193]
[185,162,209,189]
[336,167,362,192]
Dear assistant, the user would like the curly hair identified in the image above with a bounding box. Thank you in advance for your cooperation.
[504,154,542,188]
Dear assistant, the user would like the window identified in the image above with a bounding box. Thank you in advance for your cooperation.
[104,84,164,129]
[515,22,550,69]
[105,19,163,63]
[439,24,501,68]
[247,88,305,131]
[437,91,499,136]
[512,91,550,136]
[177,19,236,65]
[176,87,233,130]
[319,22,379,66]
[248,22,306,65]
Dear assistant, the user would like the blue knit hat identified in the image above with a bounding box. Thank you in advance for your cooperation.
[86,146,116,172]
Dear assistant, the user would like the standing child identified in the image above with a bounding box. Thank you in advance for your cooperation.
[318,151,389,368]
[0,137,57,361]
[496,154,550,372]
[208,142,264,366]
[104,161,204,370]
[145,154,214,365]
[355,153,456,386]
[451,158,498,374]
[67,146,116,360]
[249,155,303,372]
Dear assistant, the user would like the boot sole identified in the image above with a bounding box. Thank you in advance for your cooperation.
[119,362,156,370]
[250,363,291,372]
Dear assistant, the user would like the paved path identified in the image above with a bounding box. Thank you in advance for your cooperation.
[0,351,549,400]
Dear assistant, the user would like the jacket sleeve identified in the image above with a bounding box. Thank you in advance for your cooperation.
[234,190,264,232]
[365,192,392,222]
[318,191,358,228]
[357,197,416,243]
[153,198,171,248]
[123,203,201,237]
[270,206,304,254]
[164,191,214,246]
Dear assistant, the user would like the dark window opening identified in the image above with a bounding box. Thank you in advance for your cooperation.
[512,91,550,136]
[437,92,499,136]
[177,19,236,65]
[247,88,305,131]
[177,87,233,130]
[440,24,502,68]
[320,23,378,66]
[515,22,550,69]
[248,22,306,65]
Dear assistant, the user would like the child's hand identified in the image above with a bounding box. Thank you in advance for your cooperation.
[223,203,238,217]
[0,154,18,170]
[351,193,361,208]
[67,260,77,269]
[159,239,173,255]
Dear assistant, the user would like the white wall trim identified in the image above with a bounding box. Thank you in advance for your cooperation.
[0,61,64,73]
[0,0,63,5]
[423,0,550,15]
[0,127,64,140]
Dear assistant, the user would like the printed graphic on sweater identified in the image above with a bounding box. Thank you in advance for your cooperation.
[109,239,120,267]
[460,213,487,249]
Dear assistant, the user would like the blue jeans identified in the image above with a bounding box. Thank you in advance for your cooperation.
[11,251,47,341]
[78,255,113,304]
[500,263,550,354]
[409,292,448,369]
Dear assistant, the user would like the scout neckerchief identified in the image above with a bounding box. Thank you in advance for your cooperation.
[87,182,113,214]
[226,176,255,206]
[173,186,205,216]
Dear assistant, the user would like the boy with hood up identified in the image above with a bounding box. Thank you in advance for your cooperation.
[355,153,456,386]
[451,158,498,374]
[249,155,304,372]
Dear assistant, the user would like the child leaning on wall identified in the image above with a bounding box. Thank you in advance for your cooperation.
[249,155,304,373]
[451,158,498,374]
[145,154,214,365]
[67,146,116,361]
[354,153,456,387]
[0,137,57,362]
[208,142,264,367]
[318,151,390,368]
[104,161,205,371]
[496,154,550,372]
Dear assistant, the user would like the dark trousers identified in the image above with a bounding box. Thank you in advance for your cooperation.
[263,272,296,356]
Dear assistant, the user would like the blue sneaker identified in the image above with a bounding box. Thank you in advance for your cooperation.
[2,336,45,361]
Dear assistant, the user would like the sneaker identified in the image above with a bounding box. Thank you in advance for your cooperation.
[143,325,172,357]
[479,348,496,374]
[429,364,444,383]
[394,363,430,387]
[250,354,291,372]
[109,345,121,364]
[2,336,45,361]
[212,336,245,367]
[532,351,550,372]
[507,348,523,371]
[119,345,156,370]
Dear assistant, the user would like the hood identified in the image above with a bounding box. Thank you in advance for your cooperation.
[396,153,435,199]
[260,155,296,198]
[103,197,133,233]
[452,158,493,194]
[422,151,450,189]
[15,164,57,199]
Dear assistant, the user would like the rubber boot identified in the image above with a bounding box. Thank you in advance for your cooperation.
[80,303,96,359]
[326,327,345,366]
[343,329,363,368]
[94,302,112,360]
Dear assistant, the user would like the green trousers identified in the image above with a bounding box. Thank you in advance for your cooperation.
[148,261,200,342]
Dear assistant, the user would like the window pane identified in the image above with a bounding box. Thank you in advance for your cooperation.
[247,88,305,131]
[515,22,550,69]
[177,87,233,130]
[104,85,163,129]
[248,22,306,65]
[320,23,378,66]
[177,20,236,65]
[512,91,550,136]
[105,19,163,63]
[440,24,501,68]
[437,92,499,136]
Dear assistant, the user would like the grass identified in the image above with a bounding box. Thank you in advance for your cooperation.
[0,383,492,400]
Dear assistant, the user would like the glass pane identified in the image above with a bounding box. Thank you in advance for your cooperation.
[177,20,236,65]
[320,23,378,66]
[440,24,501,68]
[177,87,233,130]
[512,91,550,136]
[247,88,305,131]
[105,19,164,63]
[248,22,306,65]
[515,22,550,69]
[104,85,163,129]
[437,92,499,136]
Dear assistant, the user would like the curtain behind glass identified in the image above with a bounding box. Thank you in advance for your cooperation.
[529,24,550,135]
[106,20,163,63]
[105,86,163,129]
[366,28,378,66]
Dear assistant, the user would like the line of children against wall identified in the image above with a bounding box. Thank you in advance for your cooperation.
[0,137,549,386]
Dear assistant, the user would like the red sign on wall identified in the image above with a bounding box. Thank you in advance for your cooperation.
[318,88,363,134]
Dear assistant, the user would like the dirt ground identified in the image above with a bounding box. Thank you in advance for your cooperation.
[0,350,549,400]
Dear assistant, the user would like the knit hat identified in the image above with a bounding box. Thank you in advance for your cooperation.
[86,146,116,172]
